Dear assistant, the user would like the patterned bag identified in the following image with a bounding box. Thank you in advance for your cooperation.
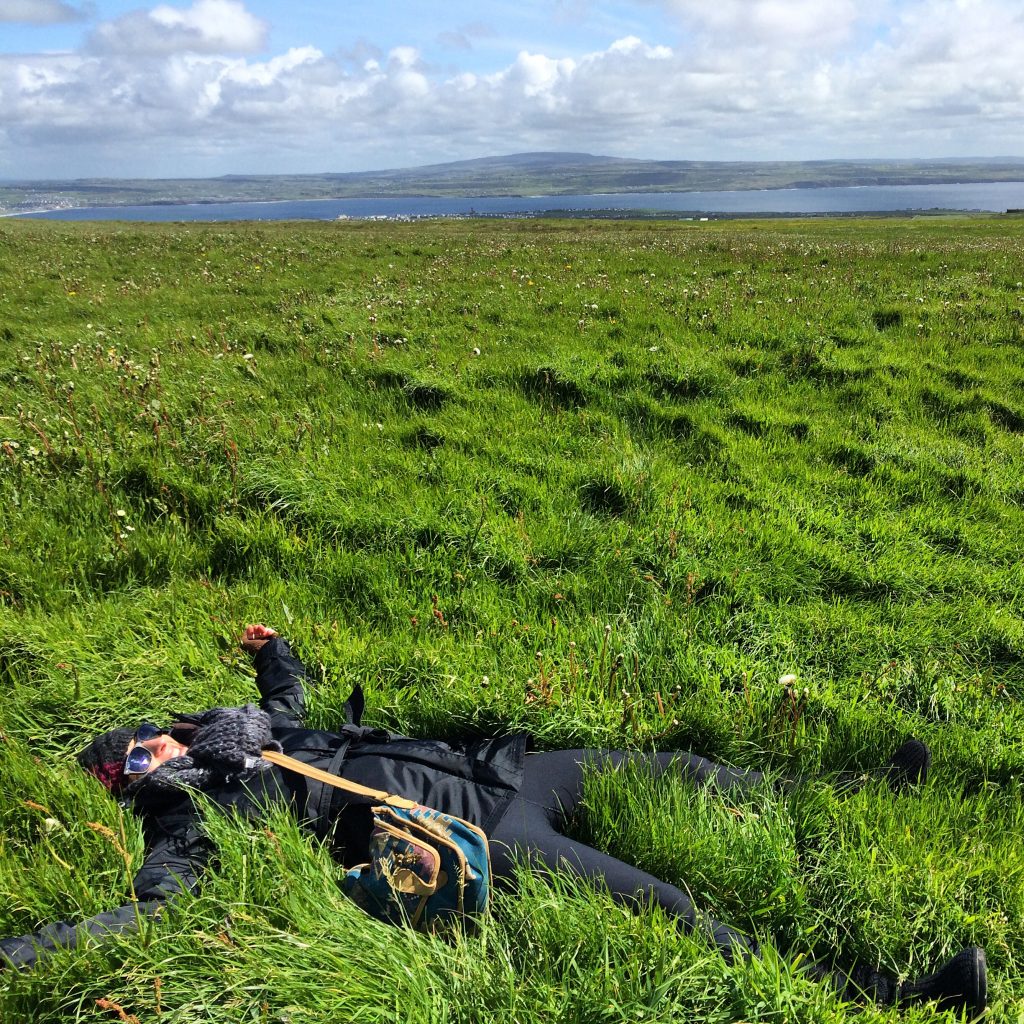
[261,749,491,930]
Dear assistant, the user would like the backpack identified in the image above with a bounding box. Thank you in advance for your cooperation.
[261,749,491,931]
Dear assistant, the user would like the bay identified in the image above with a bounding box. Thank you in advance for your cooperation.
[16,180,1024,222]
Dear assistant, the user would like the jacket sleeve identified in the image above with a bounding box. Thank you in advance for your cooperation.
[253,636,365,728]
[253,636,310,728]
[0,809,212,971]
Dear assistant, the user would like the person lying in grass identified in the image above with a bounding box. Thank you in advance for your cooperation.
[0,625,987,1015]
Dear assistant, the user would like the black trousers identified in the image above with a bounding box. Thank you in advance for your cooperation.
[489,749,765,961]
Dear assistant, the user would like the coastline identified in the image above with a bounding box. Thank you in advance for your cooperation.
[5,179,1024,222]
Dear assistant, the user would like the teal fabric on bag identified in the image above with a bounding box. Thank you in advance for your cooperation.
[341,804,491,930]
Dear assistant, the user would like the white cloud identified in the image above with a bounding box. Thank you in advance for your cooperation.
[0,0,87,22]
[607,35,671,58]
[89,0,265,55]
[663,0,866,48]
[496,51,576,99]
[804,0,1024,144]
[436,21,493,52]
[436,30,472,51]
[2,0,1024,177]
[388,46,419,69]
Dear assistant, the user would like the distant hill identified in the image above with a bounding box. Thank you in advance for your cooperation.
[218,152,1024,196]
[3,152,1024,214]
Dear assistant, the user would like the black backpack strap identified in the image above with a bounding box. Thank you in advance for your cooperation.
[309,742,355,840]
[344,685,365,726]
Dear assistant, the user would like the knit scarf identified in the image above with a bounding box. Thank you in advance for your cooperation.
[125,703,281,808]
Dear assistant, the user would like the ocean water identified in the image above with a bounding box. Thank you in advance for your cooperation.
[17,180,1024,221]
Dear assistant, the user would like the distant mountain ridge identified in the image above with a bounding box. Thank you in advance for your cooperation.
[221,151,1024,195]
[4,152,1024,214]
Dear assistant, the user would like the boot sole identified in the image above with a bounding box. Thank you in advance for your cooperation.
[967,946,988,1020]
[944,946,988,1020]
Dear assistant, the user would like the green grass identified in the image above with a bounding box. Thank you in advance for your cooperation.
[0,215,1022,1021]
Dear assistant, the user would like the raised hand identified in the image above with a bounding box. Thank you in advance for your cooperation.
[240,623,279,655]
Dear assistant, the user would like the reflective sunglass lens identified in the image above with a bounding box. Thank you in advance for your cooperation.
[135,723,163,742]
[124,746,153,775]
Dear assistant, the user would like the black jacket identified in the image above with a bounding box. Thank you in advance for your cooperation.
[0,638,526,969]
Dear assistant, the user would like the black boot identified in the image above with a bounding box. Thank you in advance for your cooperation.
[885,737,931,791]
[833,737,931,794]
[834,961,900,1005]
[810,947,987,1016]
[802,955,898,1005]
[899,947,987,1017]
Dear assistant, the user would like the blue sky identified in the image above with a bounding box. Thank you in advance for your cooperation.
[2,0,1023,179]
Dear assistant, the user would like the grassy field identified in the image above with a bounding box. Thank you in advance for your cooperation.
[0,215,1021,1022]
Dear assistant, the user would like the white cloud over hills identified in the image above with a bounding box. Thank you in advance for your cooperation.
[2,0,1023,177]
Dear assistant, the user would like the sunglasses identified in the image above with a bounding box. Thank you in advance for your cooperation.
[124,723,166,776]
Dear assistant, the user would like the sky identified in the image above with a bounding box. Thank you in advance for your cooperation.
[1,0,1023,179]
